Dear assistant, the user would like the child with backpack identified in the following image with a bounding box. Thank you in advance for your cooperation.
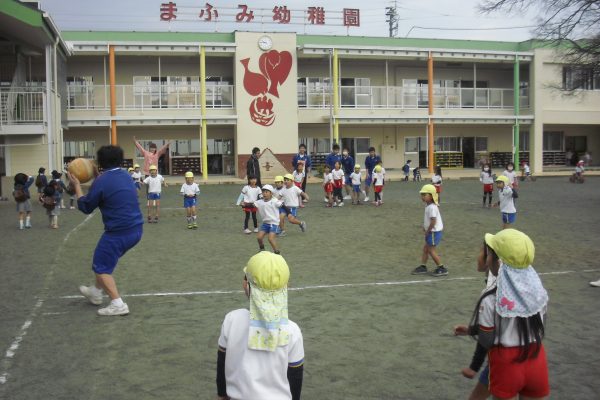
[13,173,35,230]
[35,167,48,195]
[39,183,59,229]
[51,170,69,209]
[402,160,411,182]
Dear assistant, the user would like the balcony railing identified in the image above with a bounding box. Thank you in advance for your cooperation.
[298,86,529,109]
[0,87,46,125]
[67,84,234,110]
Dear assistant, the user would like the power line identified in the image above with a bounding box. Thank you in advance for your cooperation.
[385,1,399,38]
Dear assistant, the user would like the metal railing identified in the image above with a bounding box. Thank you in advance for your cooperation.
[0,87,46,125]
[298,85,529,109]
[66,84,235,110]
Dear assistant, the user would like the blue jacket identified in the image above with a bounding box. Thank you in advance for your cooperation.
[325,152,342,170]
[341,156,355,175]
[365,155,382,175]
[78,168,143,232]
[292,153,312,170]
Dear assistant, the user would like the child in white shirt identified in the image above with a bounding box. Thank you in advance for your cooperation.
[180,171,200,229]
[131,164,143,191]
[143,165,167,223]
[254,185,285,254]
[432,166,443,204]
[241,176,262,234]
[322,165,334,208]
[292,162,306,208]
[412,184,447,277]
[349,164,363,205]
[480,163,494,208]
[372,165,385,206]
[493,175,516,229]
[278,174,308,236]
[331,161,345,206]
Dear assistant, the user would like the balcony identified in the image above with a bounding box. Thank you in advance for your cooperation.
[0,87,46,124]
[298,85,529,110]
[66,84,234,110]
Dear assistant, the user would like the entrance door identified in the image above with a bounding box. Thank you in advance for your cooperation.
[462,137,475,168]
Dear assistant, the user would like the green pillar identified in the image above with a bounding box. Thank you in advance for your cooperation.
[513,55,520,170]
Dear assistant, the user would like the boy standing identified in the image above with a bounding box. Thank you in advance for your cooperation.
[493,175,516,229]
[217,252,304,400]
[412,184,447,277]
[364,147,382,202]
[349,164,363,205]
[143,165,167,223]
[180,171,200,229]
[69,145,143,316]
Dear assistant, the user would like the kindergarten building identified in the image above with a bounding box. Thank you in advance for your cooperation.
[1,0,599,194]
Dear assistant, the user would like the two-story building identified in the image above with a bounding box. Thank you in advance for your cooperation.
[1,0,599,196]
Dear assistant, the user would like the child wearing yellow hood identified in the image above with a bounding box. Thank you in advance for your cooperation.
[412,184,447,277]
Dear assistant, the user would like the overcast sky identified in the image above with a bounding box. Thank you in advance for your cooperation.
[39,0,540,42]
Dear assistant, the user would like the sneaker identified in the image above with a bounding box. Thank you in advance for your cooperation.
[153,217,159,223]
[192,222,198,229]
[244,228,252,234]
[411,265,428,275]
[147,217,153,224]
[188,224,193,229]
[364,196,370,202]
[278,231,287,237]
[79,285,103,305]
[25,224,31,229]
[97,302,129,316]
[324,197,329,203]
[70,206,75,210]
[343,195,351,200]
[333,203,338,207]
[590,280,600,287]
[432,266,449,277]
[253,227,259,233]
[300,221,306,232]
[338,202,344,207]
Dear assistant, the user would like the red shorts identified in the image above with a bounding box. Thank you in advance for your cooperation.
[294,182,302,188]
[333,179,343,189]
[242,205,258,213]
[434,185,442,193]
[483,184,494,193]
[374,186,383,193]
[324,183,333,193]
[488,344,549,399]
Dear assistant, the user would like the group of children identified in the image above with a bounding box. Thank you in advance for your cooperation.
[479,162,519,229]
[322,160,386,206]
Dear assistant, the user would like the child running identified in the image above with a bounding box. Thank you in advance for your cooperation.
[372,165,384,206]
[254,184,285,254]
[143,165,166,223]
[432,166,443,204]
[292,163,306,208]
[480,163,494,208]
[412,184,447,277]
[493,175,516,229]
[278,174,308,236]
[180,171,200,229]
[241,175,262,234]
[455,229,549,400]
[349,164,363,205]
[13,173,35,230]
[331,161,345,206]
[322,165,334,208]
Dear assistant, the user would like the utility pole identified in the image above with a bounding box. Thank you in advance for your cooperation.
[385,1,399,38]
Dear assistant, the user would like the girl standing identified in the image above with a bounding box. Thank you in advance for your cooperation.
[480,163,494,207]
[431,166,443,204]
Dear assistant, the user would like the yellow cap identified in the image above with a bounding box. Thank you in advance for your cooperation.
[354,164,361,169]
[184,171,194,178]
[495,175,510,185]
[284,173,294,181]
[274,176,284,183]
[419,184,439,205]
[134,164,140,168]
[374,165,382,172]
[484,229,535,268]
[128,167,134,172]
[149,165,158,171]
[244,252,290,290]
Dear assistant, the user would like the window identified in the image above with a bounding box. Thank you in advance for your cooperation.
[67,76,94,108]
[435,137,461,152]
[563,66,600,90]
[171,139,201,157]
[519,131,530,151]
[298,77,331,107]
[405,137,419,153]
[64,141,95,158]
[475,137,488,152]
[355,138,370,153]
[543,131,564,151]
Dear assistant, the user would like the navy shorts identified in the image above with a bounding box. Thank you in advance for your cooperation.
[502,212,516,224]
[260,223,279,234]
[425,231,443,246]
[279,206,298,217]
[92,225,143,275]
[147,193,161,200]
[365,174,373,187]
[135,182,141,190]
[345,176,352,185]
[479,364,490,386]
[353,185,361,193]
[184,196,197,208]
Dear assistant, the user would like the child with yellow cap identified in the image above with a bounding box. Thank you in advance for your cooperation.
[240,175,261,234]
[278,174,308,236]
[142,165,166,223]
[255,184,285,253]
[492,175,516,229]
[217,252,304,400]
[412,184,447,276]
[180,171,200,229]
[131,164,143,191]
[349,164,363,205]
[454,229,549,400]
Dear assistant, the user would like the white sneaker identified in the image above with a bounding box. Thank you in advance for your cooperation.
[97,302,129,316]
[243,228,252,234]
[300,221,307,232]
[338,202,344,207]
[590,280,600,287]
[343,195,351,200]
[364,196,370,202]
[253,228,259,233]
[324,197,329,203]
[79,285,103,305]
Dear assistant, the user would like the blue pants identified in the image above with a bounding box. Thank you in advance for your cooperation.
[92,225,143,274]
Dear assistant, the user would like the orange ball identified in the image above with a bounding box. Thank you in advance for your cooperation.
[68,158,95,183]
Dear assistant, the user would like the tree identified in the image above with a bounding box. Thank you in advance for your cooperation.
[479,0,600,89]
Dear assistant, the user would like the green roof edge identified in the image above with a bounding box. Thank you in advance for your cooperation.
[0,0,45,27]
[62,31,236,43]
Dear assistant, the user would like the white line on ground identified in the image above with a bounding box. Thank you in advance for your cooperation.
[58,268,600,301]
[0,213,96,386]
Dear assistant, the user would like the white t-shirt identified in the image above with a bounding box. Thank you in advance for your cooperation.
[255,198,283,225]
[218,309,304,400]
[280,185,303,208]
[331,169,344,182]
[424,203,443,231]
[503,170,517,186]
[272,185,285,199]
[432,174,442,185]
[292,170,305,185]
[323,172,333,185]
[143,174,164,193]
[180,182,200,197]
[241,185,262,203]
[524,164,530,174]
[372,171,384,186]
[498,187,516,213]
[478,288,546,347]
[131,171,142,182]
[350,172,362,185]
[480,171,494,184]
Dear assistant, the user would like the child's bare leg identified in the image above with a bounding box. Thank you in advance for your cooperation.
[421,243,430,264]
[155,200,160,218]
[287,215,301,225]
[428,246,442,265]
[279,213,286,231]
[147,201,151,219]
[257,231,266,250]
[267,232,279,253]
[468,382,490,400]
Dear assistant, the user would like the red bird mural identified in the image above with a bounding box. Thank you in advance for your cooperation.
[258,50,292,98]
[240,58,268,96]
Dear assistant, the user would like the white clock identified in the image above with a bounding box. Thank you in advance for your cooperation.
[258,35,273,51]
